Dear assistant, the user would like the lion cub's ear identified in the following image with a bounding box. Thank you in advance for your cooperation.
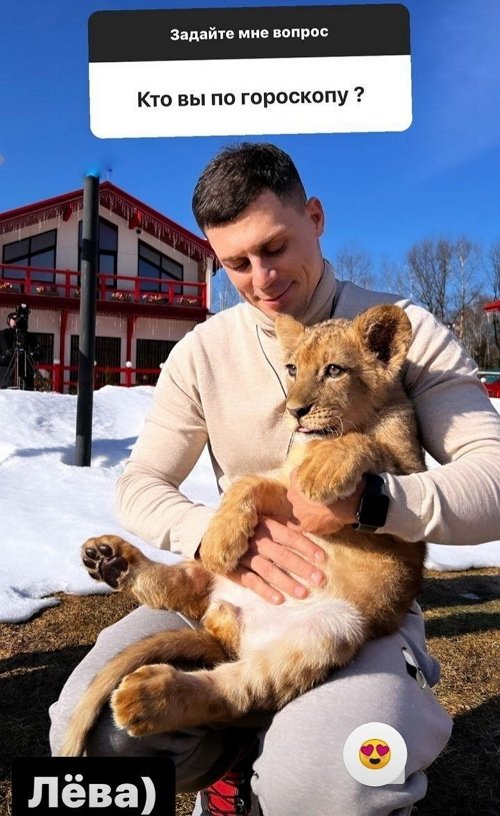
[353,305,413,370]
[275,314,305,354]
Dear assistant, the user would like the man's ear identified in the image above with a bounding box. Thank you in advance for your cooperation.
[275,314,305,354]
[305,197,325,238]
[353,305,413,369]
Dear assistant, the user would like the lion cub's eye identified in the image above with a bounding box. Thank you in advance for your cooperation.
[325,364,346,378]
[285,364,297,378]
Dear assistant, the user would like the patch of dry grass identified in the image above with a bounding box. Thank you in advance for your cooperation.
[412,569,500,815]
[1,569,499,816]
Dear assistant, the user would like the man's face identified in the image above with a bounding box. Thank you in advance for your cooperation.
[8,318,16,329]
[204,190,325,321]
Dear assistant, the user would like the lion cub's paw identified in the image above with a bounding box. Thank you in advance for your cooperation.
[111,664,188,736]
[199,520,250,576]
[297,445,363,503]
[81,535,147,590]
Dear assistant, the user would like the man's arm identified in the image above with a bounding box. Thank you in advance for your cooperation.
[380,304,500,545]
[116,339,215,557]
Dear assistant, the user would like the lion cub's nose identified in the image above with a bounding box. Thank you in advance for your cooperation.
[288,404,313,419]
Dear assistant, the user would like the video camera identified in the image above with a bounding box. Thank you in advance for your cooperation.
[7,304,32,352]
[8,303,31,333]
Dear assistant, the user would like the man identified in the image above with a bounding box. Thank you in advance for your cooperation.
[0,310,40,389]
[50,143,500,815]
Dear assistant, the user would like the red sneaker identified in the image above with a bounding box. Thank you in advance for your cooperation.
[198,770,253,815]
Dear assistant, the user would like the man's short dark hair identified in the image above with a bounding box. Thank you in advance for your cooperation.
[192,142,307,232]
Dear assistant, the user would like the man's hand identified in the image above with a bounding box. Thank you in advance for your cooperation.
[287,469,366,536]
[228,516,326,605]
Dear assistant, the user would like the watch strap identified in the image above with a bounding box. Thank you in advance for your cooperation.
[352,473,389,532]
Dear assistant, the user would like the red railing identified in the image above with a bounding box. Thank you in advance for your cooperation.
[35,363,164,393]
[0,264,207,308]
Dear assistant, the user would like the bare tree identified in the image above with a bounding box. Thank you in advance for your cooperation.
[212,268,241,312]
[332,244,374,289]
[485,241,500,366]
[455,297,492,367]
[406,239,453,323]
[489,241,500,299]
[378,257,411,298]
[449,237,482,347]
[404,237,497,364]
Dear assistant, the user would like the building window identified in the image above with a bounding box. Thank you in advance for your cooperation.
[34,332,54,365]
[138,240,183,294]
[2,229,57,283]
[136,338,176,385]
[78,218,118,287]
[70,335,121,386]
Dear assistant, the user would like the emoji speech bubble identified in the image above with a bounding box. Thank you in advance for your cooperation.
[343,722,407,786]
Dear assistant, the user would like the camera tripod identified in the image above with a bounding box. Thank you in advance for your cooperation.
[1,342,44,391]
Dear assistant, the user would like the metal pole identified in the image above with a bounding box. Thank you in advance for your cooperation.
[75,174,99,466]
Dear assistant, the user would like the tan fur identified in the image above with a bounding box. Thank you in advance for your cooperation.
[60,304,426,756]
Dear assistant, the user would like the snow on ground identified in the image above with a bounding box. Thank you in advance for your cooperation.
[0,387,499,623]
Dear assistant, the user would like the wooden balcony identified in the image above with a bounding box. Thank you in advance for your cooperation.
[0,263,208,320]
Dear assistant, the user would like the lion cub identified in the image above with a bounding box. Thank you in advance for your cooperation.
[60,304,426,757]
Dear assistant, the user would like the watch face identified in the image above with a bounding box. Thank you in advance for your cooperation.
[358,492,389,528]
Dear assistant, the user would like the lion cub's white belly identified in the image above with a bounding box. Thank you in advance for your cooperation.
[211,575,364,658]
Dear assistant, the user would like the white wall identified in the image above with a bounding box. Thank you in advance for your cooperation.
[133,316,196,345]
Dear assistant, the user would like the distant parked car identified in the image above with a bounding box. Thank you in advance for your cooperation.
[479,373,500,398]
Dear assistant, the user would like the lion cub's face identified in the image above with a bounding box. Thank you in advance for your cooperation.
[275,304,412,437]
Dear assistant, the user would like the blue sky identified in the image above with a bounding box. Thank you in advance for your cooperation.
[1,0,500,273]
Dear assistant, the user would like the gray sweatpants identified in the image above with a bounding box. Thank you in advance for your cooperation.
[50,602,453,816]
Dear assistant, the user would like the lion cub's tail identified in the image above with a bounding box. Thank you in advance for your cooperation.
[58,628,227,757]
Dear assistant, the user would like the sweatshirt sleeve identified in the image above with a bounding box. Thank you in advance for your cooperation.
[116,334,217,557]
[379,304,500,545]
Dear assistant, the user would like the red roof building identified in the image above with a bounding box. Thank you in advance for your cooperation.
[0,182,216,391]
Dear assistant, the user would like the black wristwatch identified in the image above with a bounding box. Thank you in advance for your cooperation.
[352,474,389,532]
